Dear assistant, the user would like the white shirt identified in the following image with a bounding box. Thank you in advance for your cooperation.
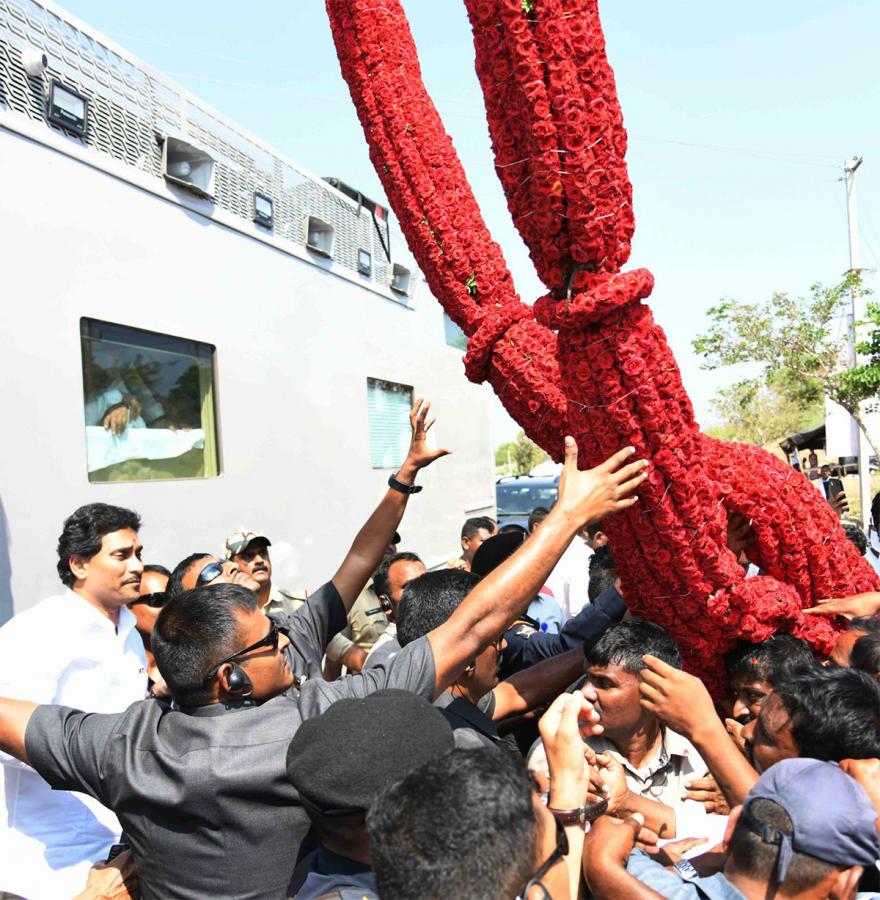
[529,726,722,841]
[0,590,147,898]
[543,538,593,620]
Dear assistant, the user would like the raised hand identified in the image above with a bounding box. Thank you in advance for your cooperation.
[402,398,451,471]
[556,438,648,529]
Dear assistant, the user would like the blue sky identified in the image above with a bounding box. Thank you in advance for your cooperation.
[61,1,880,443]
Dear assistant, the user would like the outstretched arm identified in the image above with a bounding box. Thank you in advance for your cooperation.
[331,398,449,608]
[429,438,648,697]
[0,698,37,765]
[491,649,585,721]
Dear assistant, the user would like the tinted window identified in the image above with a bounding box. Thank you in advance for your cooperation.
[496,481,558,515]
[80,318,219,482]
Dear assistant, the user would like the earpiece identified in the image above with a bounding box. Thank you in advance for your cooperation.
[226,664,254,697]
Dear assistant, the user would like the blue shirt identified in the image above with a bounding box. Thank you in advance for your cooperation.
[626,850,746,899]
[501,585,626,678]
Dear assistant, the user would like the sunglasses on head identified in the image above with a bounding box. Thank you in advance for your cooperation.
[196,560,226,587]
[128,592,167,609]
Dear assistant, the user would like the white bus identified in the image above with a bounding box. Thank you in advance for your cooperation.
[0,0,496,619]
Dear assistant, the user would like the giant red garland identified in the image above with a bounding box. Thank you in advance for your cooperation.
[326,0,879,695]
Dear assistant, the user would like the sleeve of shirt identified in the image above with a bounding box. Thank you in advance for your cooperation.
[501,586,626,677]
[624,850,703,899]
[0,612,68,769]
[23,704,122,805]
[297,636,437,718]
[273,580,348,679]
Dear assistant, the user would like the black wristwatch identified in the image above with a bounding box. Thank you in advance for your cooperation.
[388,474,422,494]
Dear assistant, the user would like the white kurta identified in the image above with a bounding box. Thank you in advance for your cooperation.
[0,590,147,899]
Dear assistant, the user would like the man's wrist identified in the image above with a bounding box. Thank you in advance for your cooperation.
[396,460,419,484]
[548,773,586,809]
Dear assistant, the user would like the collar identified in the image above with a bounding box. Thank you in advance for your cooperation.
[173,698,260,716]
[68,588,138,637]
[436,692,499,737]
[314,844,373,877]
[592,727,692,775]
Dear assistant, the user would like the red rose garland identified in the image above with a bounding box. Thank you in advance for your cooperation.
[326,0,879,695]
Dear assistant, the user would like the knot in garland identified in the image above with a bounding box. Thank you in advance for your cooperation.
[463,302,535,383]
[534,268,655,330]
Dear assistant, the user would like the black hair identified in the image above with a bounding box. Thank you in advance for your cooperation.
[871,491,880,533]
[841,520,867,556]
[588,544,617,602]
[725,634,817,688]
[143,564,171,578]
[498,523,529,537]
[152,583,257,707]
[527,506,551,533]
[585,619,681,673]
[729,798,837,893]
[167,553,212,600]
[461,516,495,541]
[373,552,423,599]
[56,503,141,587]
[585,521,605,539]
[397,570,481,647]
[367,748,536,900]
[851,633,880,678]
[774,666,880,761]
[850,616,880,634]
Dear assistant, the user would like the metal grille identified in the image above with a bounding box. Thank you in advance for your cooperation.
[0,0,403,291]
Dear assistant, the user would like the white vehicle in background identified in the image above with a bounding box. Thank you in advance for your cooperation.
[0,0,496,620]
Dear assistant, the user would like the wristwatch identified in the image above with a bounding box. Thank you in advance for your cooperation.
[547,797,609,826]
[388,474,422,494]
[674,859,700,881]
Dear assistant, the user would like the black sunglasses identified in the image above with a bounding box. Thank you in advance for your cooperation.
[196,560,226,587]
[128,592,167,609]
[518,814,569,899]
[205,623,282,680]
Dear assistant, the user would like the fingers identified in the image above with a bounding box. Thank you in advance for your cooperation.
[597,444,637,473]
[641,654,676,676]
[562,435,578,465]
[684,789,716,803]
[684,777,715,791]
[636,825,659,847]
[803,603,839,616]
[612,458,650,485]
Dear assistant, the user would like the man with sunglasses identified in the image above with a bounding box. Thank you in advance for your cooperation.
[0,503,149,900]
[0,436,647,898]
[127,564,171,697]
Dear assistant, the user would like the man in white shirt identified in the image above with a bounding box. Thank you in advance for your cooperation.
[529,620,721,843]
[0,503,148,899]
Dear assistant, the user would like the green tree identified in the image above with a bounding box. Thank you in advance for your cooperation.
[693,271,880,454]
[705,379,823,447]
[495,430,547,476]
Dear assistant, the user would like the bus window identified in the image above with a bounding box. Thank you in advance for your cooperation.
[80,318,219,482]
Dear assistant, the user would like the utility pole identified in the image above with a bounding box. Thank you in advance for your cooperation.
[842,155,871,529]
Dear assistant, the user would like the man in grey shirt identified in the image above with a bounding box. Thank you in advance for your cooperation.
[0,438,647,899]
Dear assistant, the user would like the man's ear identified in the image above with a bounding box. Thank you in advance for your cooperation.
[830,866,862,900]
[68,555,89,582]
[721,805,742,854]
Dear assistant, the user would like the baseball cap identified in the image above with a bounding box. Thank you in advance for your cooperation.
[471,531,526,578]
[740,758,880,882]
[286,689,453,816]
[224,528,271,558]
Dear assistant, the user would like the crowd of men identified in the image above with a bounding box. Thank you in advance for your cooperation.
[1,400,879,899]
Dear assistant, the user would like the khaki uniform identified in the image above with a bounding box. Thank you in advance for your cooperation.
[263,586,305,619]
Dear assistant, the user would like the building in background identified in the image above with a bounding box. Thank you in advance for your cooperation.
[0,0,495,620]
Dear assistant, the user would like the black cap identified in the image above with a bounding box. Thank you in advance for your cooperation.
[286,689,453,815]
[471,531,527,577]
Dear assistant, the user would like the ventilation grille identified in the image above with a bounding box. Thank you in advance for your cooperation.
[0,0,399,290]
